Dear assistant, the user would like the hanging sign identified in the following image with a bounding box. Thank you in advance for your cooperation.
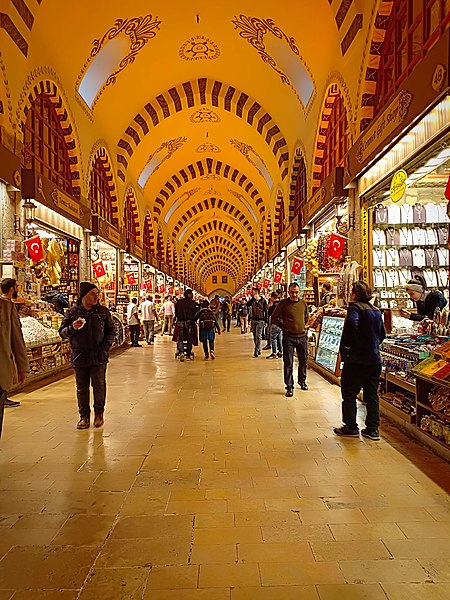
[274,271,282,283]
[25,235,44,262]
[263,279,270,289]
[92,260,106,278]
[390,169,408,203]
[327,233,346,259]
[291,257,304,275]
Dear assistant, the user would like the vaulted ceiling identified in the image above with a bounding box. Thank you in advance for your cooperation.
[0,0,381,294]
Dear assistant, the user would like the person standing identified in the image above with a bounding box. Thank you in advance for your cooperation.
[196,300,221,360]
[0,278,29,436]
[221,296,231,332]
[175,289,198,361]
[238,297,249,334]
[400,274,447,321]
[271,282,309,396]
[127,297,141,347]
[139,295,158,344]
[334,281,386,441]
[267,291,283,359]
[59,282,115,429]
[247,288,268,358]
[160,295,175,336]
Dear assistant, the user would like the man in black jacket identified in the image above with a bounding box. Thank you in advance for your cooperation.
[59,282,115,429]
[247,288,268,358]
[175,289,198,361]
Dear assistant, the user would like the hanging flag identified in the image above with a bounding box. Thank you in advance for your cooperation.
[445,174,450,201]
[168,286,173,294]
[145,280,153,291]
[126,272,136,285]
[92,260,106,278]
[327,233,346,259]
[291,257,304,275]
[25,235,44,262]
[159,284,165,293]
[256,282,262,290]
[263,279,270,289]
[274,271,282,283]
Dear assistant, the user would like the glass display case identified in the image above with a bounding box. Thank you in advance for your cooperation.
[315,315,345,374]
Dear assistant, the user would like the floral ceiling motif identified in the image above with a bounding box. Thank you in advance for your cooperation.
[179,36,220,61]
[196,143,221,153]
[76,15,162,109]
[230,138,268,181]
[139,136,187,187]
[201,174,221,180]
[190,108,221,123]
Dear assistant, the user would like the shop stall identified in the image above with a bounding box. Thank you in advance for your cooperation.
[90,215,122,308]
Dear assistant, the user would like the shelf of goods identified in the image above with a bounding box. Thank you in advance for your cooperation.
[415,375,450,451]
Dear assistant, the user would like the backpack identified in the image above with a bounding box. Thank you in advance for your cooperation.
[199,309,215,331]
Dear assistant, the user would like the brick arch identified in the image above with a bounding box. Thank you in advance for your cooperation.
[274,192,286,237]
[182,222,249,254]
[117,77,289,180]
[88,144,120,226]
[191,245,245,271]
[0,52,13,128]
[203,266,237,281]
[189,236,245,265]
[18,76,82,196]
[156,227,165,261]
[170,197,256,241]
[289,147,308,222]
[197,256,240,279]
[359,0,396,132]
[153,158,266,217]
[143,212,155,255]
[124,188,141,243]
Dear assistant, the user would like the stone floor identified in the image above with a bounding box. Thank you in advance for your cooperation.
[1,328,450,599]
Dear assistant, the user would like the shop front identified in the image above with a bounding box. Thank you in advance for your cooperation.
[90,215,123,309]
[344,31,450,459]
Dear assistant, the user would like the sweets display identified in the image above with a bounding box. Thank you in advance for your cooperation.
[20,316,60,345]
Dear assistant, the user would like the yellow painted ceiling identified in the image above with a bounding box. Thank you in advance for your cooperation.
[0,0,380,294]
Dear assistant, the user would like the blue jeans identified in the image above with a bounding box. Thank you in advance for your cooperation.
[282,334,308,389]
[177,320,194,357]
[270,324,283,354]
[251,320,265,354]
[202,339,215,356]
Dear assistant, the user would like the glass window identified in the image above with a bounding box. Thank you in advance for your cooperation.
[293,157,307,220]
[89,157,115,224]
[124,194,138,242]
[320,92,348,184]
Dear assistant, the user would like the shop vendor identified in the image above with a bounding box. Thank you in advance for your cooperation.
[399,275,447,321]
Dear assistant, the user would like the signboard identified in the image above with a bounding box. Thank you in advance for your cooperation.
[91,215,123,248]
[345,30,450,186]
[0,140,21,189]
[307,167,348,223]
[361,205,370,284]
[280,215,299,248]
[390,170,408,203]
[134,244,144,261]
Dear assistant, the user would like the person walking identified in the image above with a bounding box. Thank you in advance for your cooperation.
[139,295,158,344]
[271,282,309,396]
[247,288,268,357]
[196,300,221,360]
[127,297,141,347]
[237,297,249,334]
[59,282,115,429]
[175,289,198,361]
[0,278,29,436]
[159,295,175,336]
[267,291,283,359]
[221,296,231,332]
[334,281,386,441]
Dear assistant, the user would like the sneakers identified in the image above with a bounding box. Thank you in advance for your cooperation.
[210,351,215,360]
[333,425,359,438]
[93,414,104,428]
[263,344,271,350]
[299,383,308,391]
[277,352,283,358]
[361,428,380,441]
[76,417,90,430]
[205,355,209,360]
[4,398,20,407]
[266,353,278,359]
[285,388,294,397]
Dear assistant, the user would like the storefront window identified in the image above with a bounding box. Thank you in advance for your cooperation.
[89,157,115,224]
[23,93,75,197]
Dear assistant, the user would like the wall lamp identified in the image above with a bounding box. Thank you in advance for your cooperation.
[14,199,37,236]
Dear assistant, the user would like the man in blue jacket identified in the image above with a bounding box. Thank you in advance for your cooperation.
[334,281,386,441]
[59,282,115,429]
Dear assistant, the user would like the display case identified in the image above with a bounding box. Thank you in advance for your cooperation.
[315,315,345,375]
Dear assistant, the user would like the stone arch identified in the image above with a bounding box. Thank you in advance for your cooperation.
[87,142,120,226]
[124,187,141,243]
[143,212,155,255]
[289,146,308,222]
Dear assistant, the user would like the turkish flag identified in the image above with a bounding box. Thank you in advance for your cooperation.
[25,236,44,262]
[159,284,165,293]
[145,280,153,291]
[327,233,346,259]
[126,272,136,285]
[274,271,282,283]
[257,282,262,290]
[444,174,450,200]
[291,257,304,275]
[263,279,270,289]
[168,286,173,294]
[92,260,106,278]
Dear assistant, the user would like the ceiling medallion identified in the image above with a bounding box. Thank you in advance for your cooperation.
[190,108,220,123]
[196,143,220,153]
[179,36,220,61]
[201,174,221,180]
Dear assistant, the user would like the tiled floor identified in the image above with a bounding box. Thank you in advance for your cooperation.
[1,329,450,599]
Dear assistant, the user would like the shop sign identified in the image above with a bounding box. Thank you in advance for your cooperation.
[0,140,21,189]
[390,170,408,203]
[361,205,370,283]
[91,215,123,248]
[307,167,347,223]
[280,216,299,248]
[345,30,450,186]
[268,240,279,260]
[134,244,144,261]
[145,251,159,269]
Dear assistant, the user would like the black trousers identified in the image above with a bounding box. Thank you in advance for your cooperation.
[340,362,382,430]
[222,314,231,331]
[0,388,5,438]
[74,364,107,419]
[177,320,194,357]
[129,324,140,345]
[282,334,308,389]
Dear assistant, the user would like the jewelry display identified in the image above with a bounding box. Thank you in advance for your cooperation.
[372,228,386,246]
[413,203,426,223]
[372,248,386,267]
[399,227,413,246]
[437,227,449,245]
[385,227,400,245]
[425,248,437,267]
[374,204,388,224]
[398,248,413,266]
[385,248,399,267]
[437,248,448,266]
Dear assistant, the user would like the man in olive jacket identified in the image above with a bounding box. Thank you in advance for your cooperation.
[0,278,29,437]
[59,282,115,429]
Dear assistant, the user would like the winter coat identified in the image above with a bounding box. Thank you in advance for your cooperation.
[0,297,29,391]
[59,301,115,368]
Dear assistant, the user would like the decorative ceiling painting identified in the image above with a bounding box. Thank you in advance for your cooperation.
[179,36,220,60]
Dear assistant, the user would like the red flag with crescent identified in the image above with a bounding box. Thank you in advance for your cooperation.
[25,236,44,262]
[92,260,106,278]
[445,174,450,201]
[327,233,346,259]
[274,271,282,283]
[159,284,165,293]
[168,286,173,294]
[126,272,136,285]
[291,257,304,275]
[263,279,270,289]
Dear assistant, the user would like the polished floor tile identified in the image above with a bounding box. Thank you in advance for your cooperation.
[0,330,450,596]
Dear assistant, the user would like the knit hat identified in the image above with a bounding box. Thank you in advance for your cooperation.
[79,281,98,300]
[405,278,425,294]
